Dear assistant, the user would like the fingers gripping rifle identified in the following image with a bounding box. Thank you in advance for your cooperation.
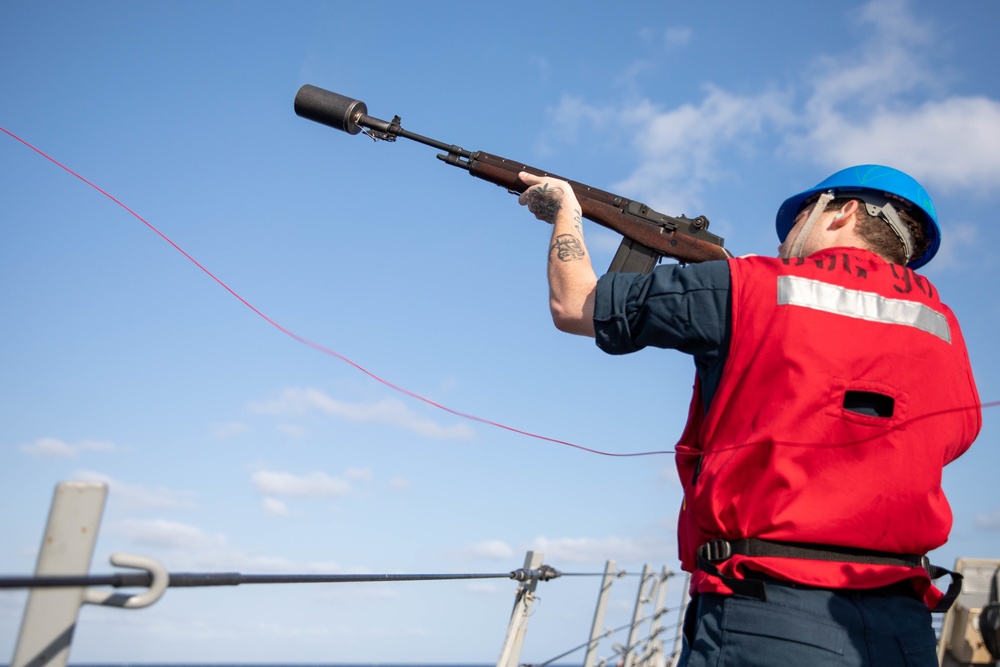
[294,84,730,273]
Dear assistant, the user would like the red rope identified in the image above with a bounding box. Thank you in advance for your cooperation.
[4,126,992,459]
[1,126,667,458]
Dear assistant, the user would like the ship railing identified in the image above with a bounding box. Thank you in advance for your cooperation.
[2,481,692,667]
[9,482,997,667]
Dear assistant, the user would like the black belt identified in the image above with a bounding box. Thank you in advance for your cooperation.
[696,537,962,612]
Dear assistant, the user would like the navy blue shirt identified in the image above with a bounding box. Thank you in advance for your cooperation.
[593,260,732,408]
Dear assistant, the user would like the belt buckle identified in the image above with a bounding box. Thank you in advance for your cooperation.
[702,539,733,563]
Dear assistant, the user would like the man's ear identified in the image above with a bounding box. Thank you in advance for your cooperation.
[830,199,860,229]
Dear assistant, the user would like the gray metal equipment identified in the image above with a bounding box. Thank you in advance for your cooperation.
[938,558,1000,666]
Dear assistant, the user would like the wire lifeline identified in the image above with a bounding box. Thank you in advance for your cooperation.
[0,568,564,591]
[0,126,671,459]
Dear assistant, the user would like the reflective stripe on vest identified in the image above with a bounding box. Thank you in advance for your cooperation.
[776,275,952,343]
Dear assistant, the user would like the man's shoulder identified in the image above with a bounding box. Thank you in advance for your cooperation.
[649,258,732,290]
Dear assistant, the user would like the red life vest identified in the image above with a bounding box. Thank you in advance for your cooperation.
[676,247,981,608]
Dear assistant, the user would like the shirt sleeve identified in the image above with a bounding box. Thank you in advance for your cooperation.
[594,260,732,408]
[594,260,731,357]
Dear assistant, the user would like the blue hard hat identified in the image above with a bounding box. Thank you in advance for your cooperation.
[775,165,941,269]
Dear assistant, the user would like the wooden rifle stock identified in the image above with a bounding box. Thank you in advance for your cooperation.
[293,85,730,272]
[466,152,730,271]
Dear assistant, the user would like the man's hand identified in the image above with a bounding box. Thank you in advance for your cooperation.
[517,172,580,224]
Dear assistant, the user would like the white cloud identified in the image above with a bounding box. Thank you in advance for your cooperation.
[528,535,672,564]
[925,221,978,271]
[546,0,1000,220]
[20,437,117,459]
[250,387,476,441]
[387,475,410,492]
[72,470,198,511]
[465,582,504,595]
[83,440,116,452]
[637,25,692,49]
[617,87,791,209]
[102,519,319,573]
[275,423,307,438]
[787,0,1000,194]
[20,437,76,458]
[346,467,374,482]
[462,540,515,561]
[664,26,692,49]
[251,388,474,439]
[212,421,249,439]
[792,97,1000,193]
[804,2,931,109]
[262,497,290,516]
[304,560,343,573]
[251,469,351,497]
[106,518,228,551]
[547,87,790,215]
[546,94,616,145]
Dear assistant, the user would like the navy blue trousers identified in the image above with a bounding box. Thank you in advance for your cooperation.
[677,581,938,667]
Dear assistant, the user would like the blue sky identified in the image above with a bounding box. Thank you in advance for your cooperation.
[2,0,999,663]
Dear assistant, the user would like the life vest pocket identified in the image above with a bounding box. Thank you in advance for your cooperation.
[825,378,908,429]
[843,390,894,417]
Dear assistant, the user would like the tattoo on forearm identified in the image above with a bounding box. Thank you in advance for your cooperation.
[550,233,587,262]
[526,183,563,223]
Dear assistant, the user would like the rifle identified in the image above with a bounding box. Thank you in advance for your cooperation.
[294,84,730,273]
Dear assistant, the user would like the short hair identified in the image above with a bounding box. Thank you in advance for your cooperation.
[828,197,930,266]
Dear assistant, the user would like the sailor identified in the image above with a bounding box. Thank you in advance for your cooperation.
[517,165,981,667]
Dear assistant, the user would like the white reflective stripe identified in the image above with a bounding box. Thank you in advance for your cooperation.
[776,275,951,343]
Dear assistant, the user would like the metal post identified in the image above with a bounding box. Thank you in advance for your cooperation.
[11,482,108,667]
[637,567,671,667]
[622,564,654,667]
[668,573,692,667]
[496,550,545,667]
[583,560,617,667]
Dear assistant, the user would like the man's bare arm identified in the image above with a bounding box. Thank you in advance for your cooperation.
[518,172,597,337]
